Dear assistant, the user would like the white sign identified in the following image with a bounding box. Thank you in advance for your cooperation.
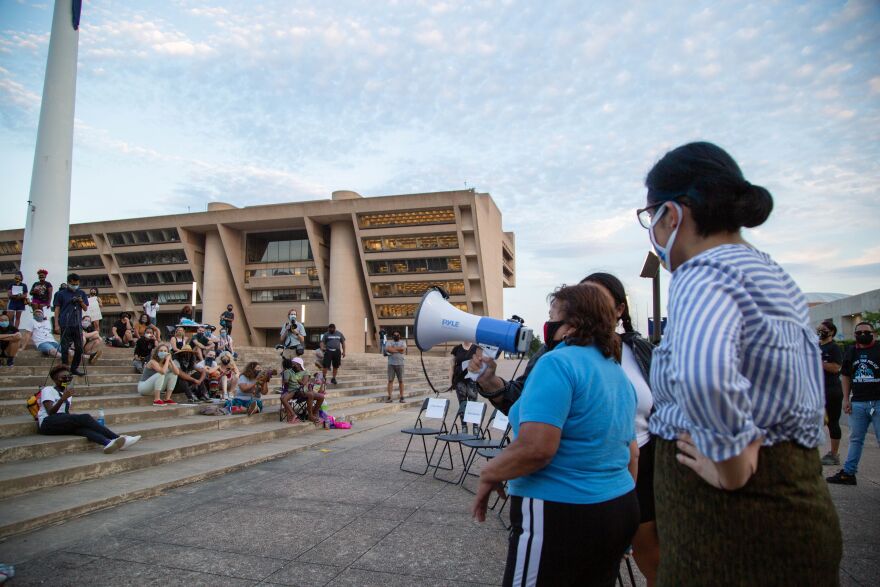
[10,285,23,296]
[463,401,484,425]
[492,412,509,431]
[425,398,447,420]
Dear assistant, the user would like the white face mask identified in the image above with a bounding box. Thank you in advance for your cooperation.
[648,202,682,272]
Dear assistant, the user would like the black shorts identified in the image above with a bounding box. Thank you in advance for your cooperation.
[503,492,639,587]
[635,436,656,523]
[322,350,341,369]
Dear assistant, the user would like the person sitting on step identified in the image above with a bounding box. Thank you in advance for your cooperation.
[0,312,22,367]
[132,330,157,373]
[281,357,323,424]
[231,361,270,416]
[80,316,104,365]
[190,325,215,361]
[172,345,211,403]
[135,313,162,342]
[38,364,140,454]
[30,307,62,359]
[137,344,179,406]
[110,312,136,348]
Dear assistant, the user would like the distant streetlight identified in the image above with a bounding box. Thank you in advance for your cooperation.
[640,252,662,344]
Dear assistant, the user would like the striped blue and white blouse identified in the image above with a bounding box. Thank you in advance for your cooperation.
[648,244,824,462]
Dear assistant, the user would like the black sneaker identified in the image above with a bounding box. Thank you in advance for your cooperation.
[331,377,337,384]
[826,470,857,485]
[5,357,13,367]
[71,369,86,376]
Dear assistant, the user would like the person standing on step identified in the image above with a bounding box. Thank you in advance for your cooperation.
[279,309,306,357]
[53,273,89,377]
[142,295,160,323]
[385,330,406,403]
[220,304,235,336]
[320,324,346,384]
[7,271,28,329]
[84,287,103,332]
[827,322,880,486]
[818,321,844,466]
[38,364,140,454]
[29,269,53,312]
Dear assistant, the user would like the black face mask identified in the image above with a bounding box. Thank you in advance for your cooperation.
[393,335,400,341]
[544,320,566,350]
[855,332,874,345]
[205,358,215,366]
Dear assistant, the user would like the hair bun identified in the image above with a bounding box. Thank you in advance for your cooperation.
[733,183,773,228]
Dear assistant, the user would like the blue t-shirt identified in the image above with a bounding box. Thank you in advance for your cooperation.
[52,287,88,328]
[508,342,637,505]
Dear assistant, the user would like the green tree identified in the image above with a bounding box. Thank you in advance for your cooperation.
[528,335,544,358]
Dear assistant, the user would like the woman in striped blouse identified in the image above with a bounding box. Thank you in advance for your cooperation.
[638,142,841,586]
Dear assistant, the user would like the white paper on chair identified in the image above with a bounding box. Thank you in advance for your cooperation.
[492,411,509,430]
[463,401,483,424]
[425,398,446,419]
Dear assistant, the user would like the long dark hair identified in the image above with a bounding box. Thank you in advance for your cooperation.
[580,272,633,333]
[242,361,260,379]
[549,282,621,361]
[646,142,773,236]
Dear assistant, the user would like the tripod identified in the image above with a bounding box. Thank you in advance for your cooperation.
[55,322,91,387]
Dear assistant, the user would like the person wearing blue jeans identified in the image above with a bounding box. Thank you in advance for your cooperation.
[828,322,880,486]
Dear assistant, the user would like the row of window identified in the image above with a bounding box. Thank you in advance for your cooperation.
[250,288,324,303]
[78,275,113,289]
[246,231,312,264]
[244,266,319,282]
[0,242,21,256]
[117,250,188,267]
[363,233,458,253]
[69,236,96,250]
[371,280,465,298]
[377,302,467,319]
[0,261,19,274]
[108,228,179,247]
[69,255,104,269]
[130,291,195,305]
[124,270,194,286]
[367,257,462,275]
[358,208,456,229]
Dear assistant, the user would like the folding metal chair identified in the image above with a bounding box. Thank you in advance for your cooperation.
[616,554,637,586]
[430,400,487,484]
[458,409,512,492]
[399,397,450,475]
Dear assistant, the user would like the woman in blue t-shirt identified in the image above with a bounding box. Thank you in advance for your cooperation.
[472,282,639,587]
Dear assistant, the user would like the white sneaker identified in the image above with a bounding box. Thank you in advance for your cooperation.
[103,436,126,454]
[120,435,141,450]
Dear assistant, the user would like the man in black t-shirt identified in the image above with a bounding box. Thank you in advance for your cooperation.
[53,273,89,376]
[220,305,235,335]
[818,321,843,465]
[827,322,880,486]
[0,314,22,366]
[449,342,479,406]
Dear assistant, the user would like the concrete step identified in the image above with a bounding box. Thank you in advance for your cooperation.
[0,373,142,387]
[0,396,428,502]
[4,365,138,376]
[0,388,433,463]
[0,408,419,539]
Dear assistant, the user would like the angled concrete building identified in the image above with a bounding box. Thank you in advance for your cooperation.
[0,189,516,352]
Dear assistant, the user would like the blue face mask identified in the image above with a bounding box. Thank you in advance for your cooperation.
[0,321,9,328]
[648,202,683,272]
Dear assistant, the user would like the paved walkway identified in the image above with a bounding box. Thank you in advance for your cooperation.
[0,408,876,586]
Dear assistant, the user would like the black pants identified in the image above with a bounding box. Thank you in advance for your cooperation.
[825,387,843,440]
[40,413,118,446]
[503,491,639,587]
[60,325,84,370]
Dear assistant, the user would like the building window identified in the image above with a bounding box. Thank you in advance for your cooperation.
[107,228,180,247]
[358,208,456,229]
[68,255,104,270]
[246,230,312,263]
[0,241,22,255]
[130,290,194,305]
[362,233,458,253]
[0,261,20,274]
[377,302,467,319]
[116,250,188,266]
[367,257,462,275]
[97,293,119,306]
[371,280,465,298]
[78,275,113,289]
[124,270,194,286]
[244,265,319,282]
[69,236,97,250]
[251,288,324,303]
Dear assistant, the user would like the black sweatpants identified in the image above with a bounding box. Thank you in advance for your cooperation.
[825,387,843,440]
[40,413,118,446]
[503,491,639,587]
[59,324,84,371]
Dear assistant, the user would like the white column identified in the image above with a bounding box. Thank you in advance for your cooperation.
[20,0,80,290]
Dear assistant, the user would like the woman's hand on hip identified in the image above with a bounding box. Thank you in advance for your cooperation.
[472,478,506,523]
[677,433,761,491]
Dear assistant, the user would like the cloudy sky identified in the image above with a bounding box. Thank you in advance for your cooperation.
[1,0,878,334]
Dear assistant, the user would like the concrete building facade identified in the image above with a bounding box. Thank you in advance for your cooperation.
[808,288,880,339]
[0,189,516,352]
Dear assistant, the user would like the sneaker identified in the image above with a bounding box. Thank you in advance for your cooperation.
[399,398,405,403]
[820,451,840,466]
[385,397,392,403]
[331,377,337,385]
[164,399,177,405]
[826,470,857,485]
[71,369,86,376]
[89,349,102,365]
[120,435,141,450]
[6,357,14,367]
[103,436,126,454]
[247,401,260,416]
[153,399,165,406]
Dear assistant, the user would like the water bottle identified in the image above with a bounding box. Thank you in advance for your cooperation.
[97,408,105,427]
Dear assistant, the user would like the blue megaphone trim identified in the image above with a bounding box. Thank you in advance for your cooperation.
[475,317,523,353]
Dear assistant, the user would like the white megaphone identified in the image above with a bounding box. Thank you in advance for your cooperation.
[413,288,533,353]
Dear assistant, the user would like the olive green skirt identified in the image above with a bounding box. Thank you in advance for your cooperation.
[654,438,841,587]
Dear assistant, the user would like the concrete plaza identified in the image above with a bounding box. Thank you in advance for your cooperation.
[0,407,877,586]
